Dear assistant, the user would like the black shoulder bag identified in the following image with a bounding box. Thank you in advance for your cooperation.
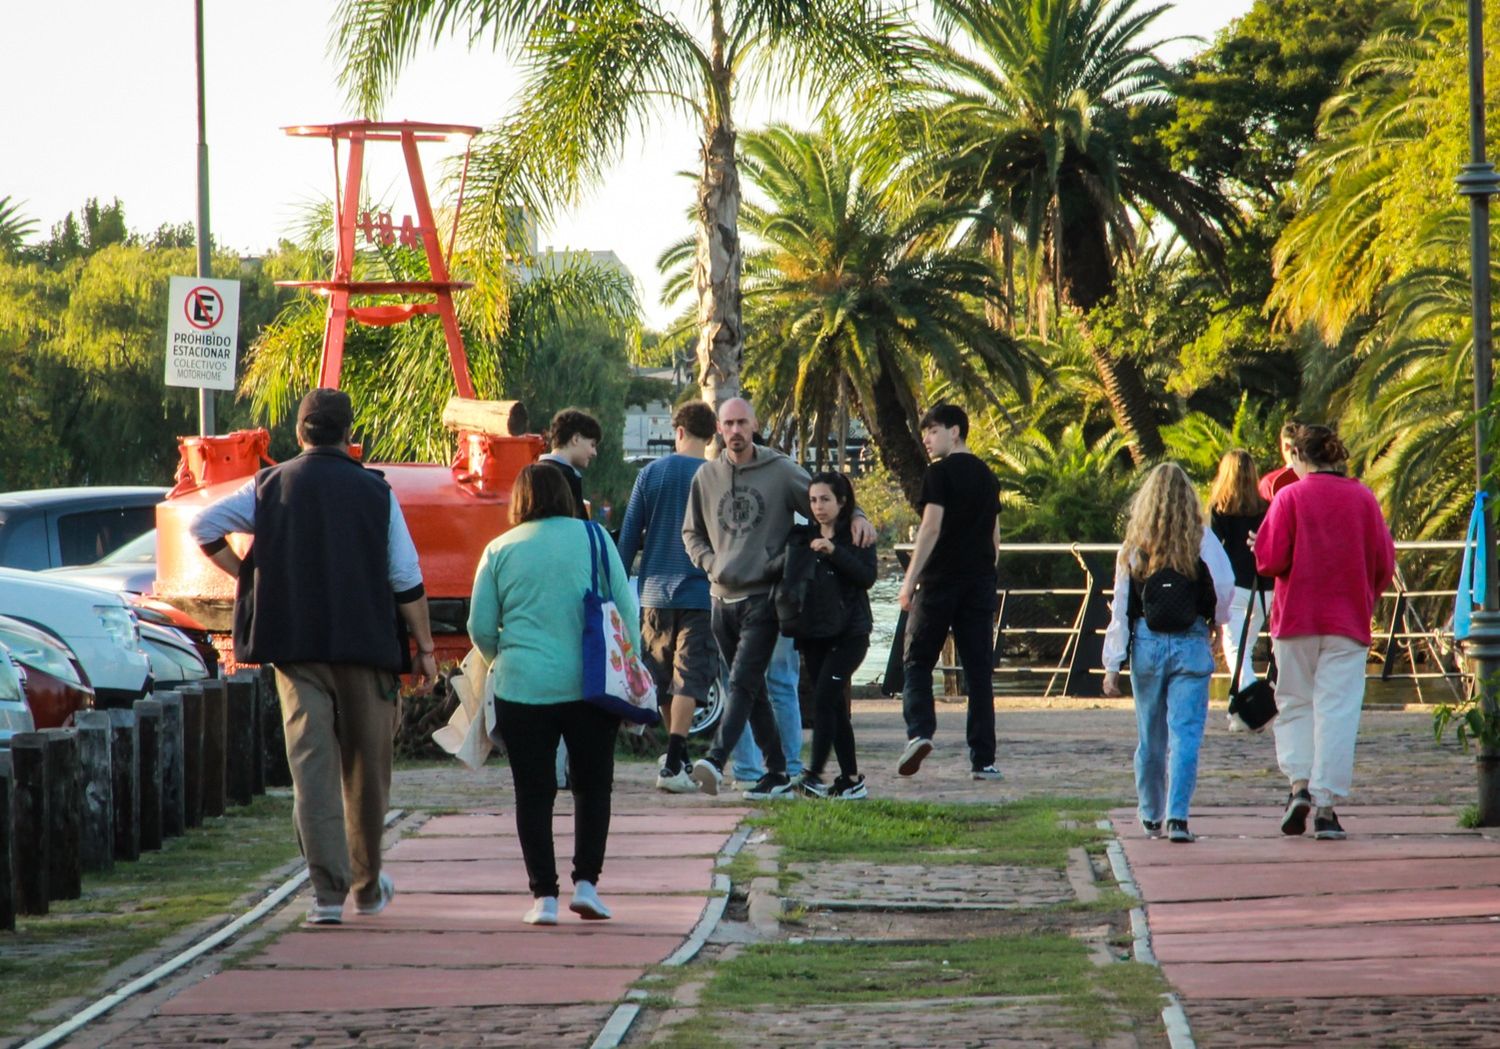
[1227,582,1277,732]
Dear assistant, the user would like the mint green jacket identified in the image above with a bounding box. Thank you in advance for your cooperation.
[467,517,642,705]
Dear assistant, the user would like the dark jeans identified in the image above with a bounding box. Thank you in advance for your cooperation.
[493,699,618,898]
[901,573,997,769]
[802,635,868,779]
[706,594,785,774]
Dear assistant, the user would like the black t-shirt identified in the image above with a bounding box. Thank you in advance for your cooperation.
[1209,509,1269,590]
[917,451,1001,583]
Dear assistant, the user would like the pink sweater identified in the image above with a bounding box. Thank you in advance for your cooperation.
[1254,473,1395,644]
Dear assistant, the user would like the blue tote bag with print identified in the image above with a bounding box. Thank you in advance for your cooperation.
[581,521,660,725]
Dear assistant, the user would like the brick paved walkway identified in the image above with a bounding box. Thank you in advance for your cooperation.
[83,802,745,1047]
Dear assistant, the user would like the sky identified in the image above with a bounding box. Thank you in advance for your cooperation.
[2,1,1256,328]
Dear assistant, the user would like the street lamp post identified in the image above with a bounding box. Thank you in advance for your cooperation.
[193,0,215,436]
[1458,0,1500,824]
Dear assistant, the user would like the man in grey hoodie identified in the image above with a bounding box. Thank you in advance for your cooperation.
[683,398,875,799]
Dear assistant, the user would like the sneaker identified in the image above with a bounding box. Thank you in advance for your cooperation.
[796,773,830,798]
[305,901,344,925]
[743,771,794,800]
[569,880,613,920]
[523,896,559,925]
[831,774,868,800]
[1313,809,1347,841]
[690,758,722,797]
[897,737,933,777]
[1142,820,1163,839]
[1167,819,1196,844]
[355,872,395,916]
[656,767,696,793]
[1280,788,1313,836]
[971,765,1003,781]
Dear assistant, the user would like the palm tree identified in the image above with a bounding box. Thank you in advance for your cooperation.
[333,0,911,412]
[890,0,1232,463]
[662,121,1035,505]
[0,196,36,258]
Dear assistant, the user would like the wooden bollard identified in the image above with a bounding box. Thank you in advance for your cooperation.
[199,679,228,818]
[155,691,186,837]
[74,711,114,873]
[133,700,163,851]
[225,675,256,807]
[180,685,205,829]
[259,667,292,788]
[10,733,49,915]
[108,710,140,862]
[42,729,82,900]
[0,756,13,930]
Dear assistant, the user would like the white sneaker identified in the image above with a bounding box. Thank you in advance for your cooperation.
[656,767,697,793]
[897,737,933,777]
[355,872,395,916]
[690,758,722,796]
[305,901,344,925]
[570,880,613,920]
[523,896,559,925]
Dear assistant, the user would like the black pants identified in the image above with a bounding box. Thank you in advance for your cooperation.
[802,635,867,779]
[706,594,785,774]
[493,699,618,898]
[901,574,997,769]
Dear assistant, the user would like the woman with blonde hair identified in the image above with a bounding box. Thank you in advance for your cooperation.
[1103,463,1234,842]
[1209,450,1272,694]
[1254,424,1394,840]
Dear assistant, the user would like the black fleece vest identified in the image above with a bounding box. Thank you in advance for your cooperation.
[233,447,404,671]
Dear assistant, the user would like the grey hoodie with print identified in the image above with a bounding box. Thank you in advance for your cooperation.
[682,446,812,601]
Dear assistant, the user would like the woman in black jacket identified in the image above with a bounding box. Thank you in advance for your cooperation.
[1208,449,1272,697]
[792,472,877,800]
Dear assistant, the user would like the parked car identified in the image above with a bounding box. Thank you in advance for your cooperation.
[43,527,158,594]
[0,615,94,728]
[0,486,166,570]
[130,597,219,679]
[0,568,152,707]
[0,644,34,749]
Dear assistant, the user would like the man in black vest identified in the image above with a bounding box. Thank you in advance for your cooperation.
[191,388,436,925]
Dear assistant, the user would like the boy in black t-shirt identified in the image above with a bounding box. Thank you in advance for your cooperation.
[896,404,1002,780]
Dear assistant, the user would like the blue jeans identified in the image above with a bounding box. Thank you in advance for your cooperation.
[730,633,804,781]
[1130,621,1213,824]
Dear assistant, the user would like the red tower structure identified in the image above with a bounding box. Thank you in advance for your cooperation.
[154,120,545,669]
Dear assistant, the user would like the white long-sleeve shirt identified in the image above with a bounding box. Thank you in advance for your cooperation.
[190,479,424,594]
[1102,525,1235,672]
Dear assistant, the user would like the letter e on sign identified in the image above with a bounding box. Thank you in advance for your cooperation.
[164,275,241,391]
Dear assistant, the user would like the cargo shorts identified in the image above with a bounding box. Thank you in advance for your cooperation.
[641,607,717,704]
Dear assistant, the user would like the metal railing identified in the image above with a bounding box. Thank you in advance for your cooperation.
[884,541,1468,702]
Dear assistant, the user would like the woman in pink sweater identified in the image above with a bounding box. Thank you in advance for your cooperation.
[1254,425,1395,840]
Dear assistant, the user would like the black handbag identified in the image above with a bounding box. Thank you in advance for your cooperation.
[1227,583,1277,732]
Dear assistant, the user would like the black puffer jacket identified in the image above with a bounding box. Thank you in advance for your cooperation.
[785,522,877,641]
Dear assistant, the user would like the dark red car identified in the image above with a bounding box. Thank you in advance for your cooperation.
[0,615,95,729]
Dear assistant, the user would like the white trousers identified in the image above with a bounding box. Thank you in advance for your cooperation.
[1220,586,1271,690]
[1271,635,1368,808]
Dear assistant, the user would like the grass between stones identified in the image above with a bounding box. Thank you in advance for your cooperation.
[643,796,1168,1046]
[746,796,1117,868]
[0,793,301,1038]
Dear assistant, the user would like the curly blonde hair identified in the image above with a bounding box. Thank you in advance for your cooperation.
[1120,462,1203,581]
[1208,449,1266,516]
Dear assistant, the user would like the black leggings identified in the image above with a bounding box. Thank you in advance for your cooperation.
[802,635,868,779]
[493,699,618,898]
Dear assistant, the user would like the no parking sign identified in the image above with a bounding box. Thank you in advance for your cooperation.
[164,275,240,390]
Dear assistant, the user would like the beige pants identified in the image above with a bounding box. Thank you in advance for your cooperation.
[1270,635,1367,809]
[275,662,399,907]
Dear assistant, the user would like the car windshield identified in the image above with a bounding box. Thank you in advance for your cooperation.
[98,529,156,566]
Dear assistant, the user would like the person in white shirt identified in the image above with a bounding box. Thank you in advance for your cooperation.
[1102,463,1234,844]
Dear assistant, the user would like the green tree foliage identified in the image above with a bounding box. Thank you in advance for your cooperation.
[0,200,287,489]
[889,0,1232,464]
[0,197,36,259]
[663,120,1034,506]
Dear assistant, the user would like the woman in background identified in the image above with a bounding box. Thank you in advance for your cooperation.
[1208,450,1272,696]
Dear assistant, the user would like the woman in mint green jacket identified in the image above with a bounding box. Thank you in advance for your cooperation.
[468,463,641,926]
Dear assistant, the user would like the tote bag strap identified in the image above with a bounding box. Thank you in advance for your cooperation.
[1231,578,1256,690]
[585,520,612,603]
